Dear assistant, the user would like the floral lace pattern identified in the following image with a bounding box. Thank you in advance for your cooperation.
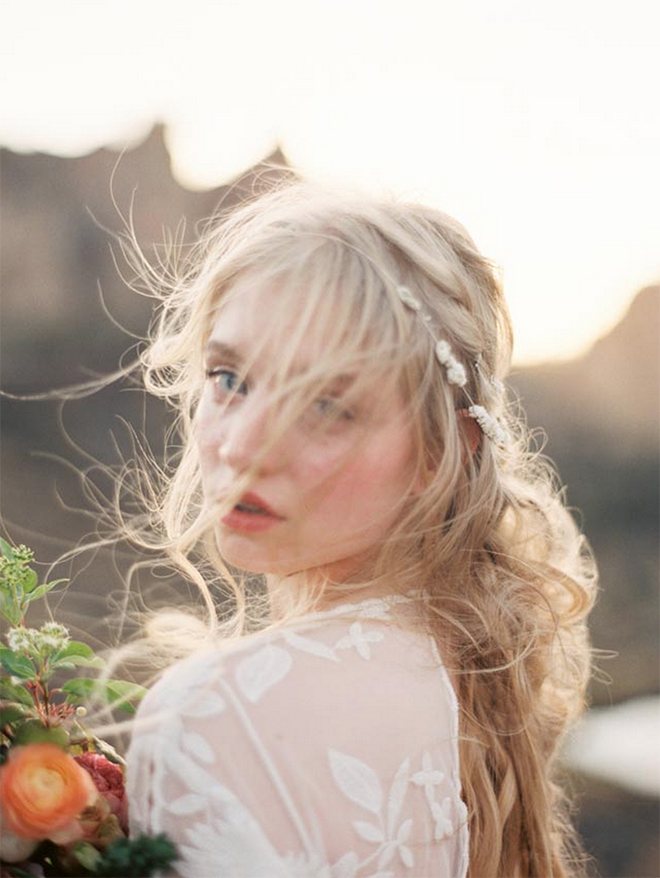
[127,595,469,878]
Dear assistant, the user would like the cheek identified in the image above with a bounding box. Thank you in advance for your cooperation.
[194,394,225,451]
[308,443,413,515]
[193,409,220,486]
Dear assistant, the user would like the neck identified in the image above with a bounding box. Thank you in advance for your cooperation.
[265,567,402,621]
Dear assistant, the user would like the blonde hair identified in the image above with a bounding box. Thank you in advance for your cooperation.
[119,179,596,877]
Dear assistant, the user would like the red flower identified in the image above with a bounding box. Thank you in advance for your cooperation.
[74,752,128,834]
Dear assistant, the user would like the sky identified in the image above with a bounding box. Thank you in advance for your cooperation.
[1,0,658,364]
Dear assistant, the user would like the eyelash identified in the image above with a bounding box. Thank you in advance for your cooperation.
[205,366,247,397]
[312,397,355,421]
[204,367,355,421]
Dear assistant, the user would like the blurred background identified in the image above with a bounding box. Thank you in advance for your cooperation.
[1,2,658,875]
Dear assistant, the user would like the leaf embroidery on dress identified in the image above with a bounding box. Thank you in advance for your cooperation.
[165,748,238,813]
[375,816,414,871]
[412,751,455,840]
[235,643,293,703]
[166,792,206,816]
[430,797,454,841]
[146,654,227,719]
[335,622,385,660]
[411,751,445,801]
[188,689,227,718]
[282,629,341,661]
[329,750,416,873]
[330,850,360,878]
[181,730,215,764]
[328,749,383,814]
[352,598,397,620]
[386,757,410,836]
[353,821,385,843]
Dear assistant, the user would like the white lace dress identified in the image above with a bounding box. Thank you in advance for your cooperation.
[127,595,469,878]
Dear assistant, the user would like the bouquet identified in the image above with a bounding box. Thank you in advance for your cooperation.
[0,539,177,877]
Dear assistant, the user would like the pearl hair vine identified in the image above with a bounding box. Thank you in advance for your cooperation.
[396,285,510,447]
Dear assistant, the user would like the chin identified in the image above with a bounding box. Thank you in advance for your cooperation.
[214,530,291,577]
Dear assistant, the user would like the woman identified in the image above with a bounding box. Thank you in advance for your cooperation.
[126,181,596,877]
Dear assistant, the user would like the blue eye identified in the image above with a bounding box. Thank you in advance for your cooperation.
[313,397,354,420]
[205,367,248,397]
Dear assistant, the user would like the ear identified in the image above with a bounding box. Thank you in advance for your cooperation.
[412,470,426,496]
[458,408,481,457]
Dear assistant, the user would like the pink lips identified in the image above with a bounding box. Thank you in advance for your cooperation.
[220,491,284,533]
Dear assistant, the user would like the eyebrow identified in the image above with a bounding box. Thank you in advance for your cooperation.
[204,340,243,362]
[204,338,357,392]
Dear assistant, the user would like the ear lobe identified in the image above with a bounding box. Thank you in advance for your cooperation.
[458,408,481,456]
[412,472,426,496]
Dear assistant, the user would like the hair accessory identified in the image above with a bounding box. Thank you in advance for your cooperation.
[396,285,422,311]
[396,284,509,446]
[466,405,509,446]
[434,340,467,387]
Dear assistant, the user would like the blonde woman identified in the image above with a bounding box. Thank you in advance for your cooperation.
[125,181,596,877]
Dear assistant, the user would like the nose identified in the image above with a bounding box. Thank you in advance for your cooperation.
[216,392,288,475]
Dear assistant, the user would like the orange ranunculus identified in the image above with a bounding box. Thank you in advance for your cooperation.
[0,743,97,841]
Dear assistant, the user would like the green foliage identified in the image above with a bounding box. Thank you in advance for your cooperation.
[62,678,147,715]
[0,647,36,680]
[0,540,171,878]
[12,719,70,747]
[0,539,66,627]
[0,538,145,734]
[0,704,28,726]
[72,841,102,872]
[0,678,34,705]
[91,833,179,877]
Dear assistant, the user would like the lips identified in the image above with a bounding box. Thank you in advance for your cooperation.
[219,491,285,533]
[235,492,283,518]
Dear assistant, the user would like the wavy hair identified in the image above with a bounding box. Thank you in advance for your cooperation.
[118,179,596,877]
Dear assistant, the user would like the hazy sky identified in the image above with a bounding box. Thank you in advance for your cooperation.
[2,0,658,364]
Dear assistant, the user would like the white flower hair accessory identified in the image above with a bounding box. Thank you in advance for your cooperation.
[396,284,509,446]
[465,406,510,446]
[434,340,467,387]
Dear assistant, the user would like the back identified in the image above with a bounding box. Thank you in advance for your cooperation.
[127,594,469,878]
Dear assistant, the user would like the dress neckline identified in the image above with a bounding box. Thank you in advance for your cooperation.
[297,589,425,623]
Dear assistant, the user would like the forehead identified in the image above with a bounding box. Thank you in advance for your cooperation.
[207,280,330,369]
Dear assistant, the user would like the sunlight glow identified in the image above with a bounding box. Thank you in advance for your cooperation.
[1,0,658,364]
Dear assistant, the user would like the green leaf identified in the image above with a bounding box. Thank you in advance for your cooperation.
[13,719,69,747]
[0,648,36,679]
[104,680,148,713]
[23,579,67,603]
[22,568,38,593]
[0,537,15,558]
[0,592,23,626]
[51,641,105,671]
[50,660,76,671]
[62,678,147,714]
[54,654,105,670]
[62,677,97,701]
[57,640,95,660]
[0,704,29,726]
[72,840,102,871]
[0,677,34,705]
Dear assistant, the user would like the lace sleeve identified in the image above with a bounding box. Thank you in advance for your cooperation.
[127,612,469,878]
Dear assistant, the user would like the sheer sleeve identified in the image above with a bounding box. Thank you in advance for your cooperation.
[127,600,469,878]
